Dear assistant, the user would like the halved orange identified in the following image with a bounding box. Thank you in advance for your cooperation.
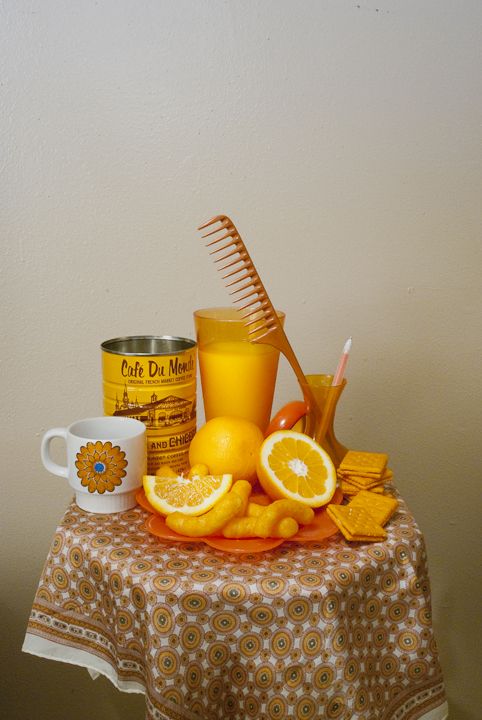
[257,430,336,508]
[143,472,232,516]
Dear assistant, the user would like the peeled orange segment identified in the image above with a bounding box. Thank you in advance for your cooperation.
[143,473,232,517]
[257,430,336,508]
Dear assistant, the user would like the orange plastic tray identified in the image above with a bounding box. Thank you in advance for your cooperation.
[137,487,342,554]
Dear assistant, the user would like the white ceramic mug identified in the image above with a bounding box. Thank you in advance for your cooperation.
[41,416,146,513]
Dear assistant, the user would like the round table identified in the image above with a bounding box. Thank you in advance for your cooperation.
[23,491,448,720]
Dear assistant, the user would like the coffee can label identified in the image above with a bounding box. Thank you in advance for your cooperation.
[101,336,196,475]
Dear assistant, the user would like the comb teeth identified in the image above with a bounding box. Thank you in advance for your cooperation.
[208,238,238,254]
[217,254,249,273]
[198,215,231,232]
[229,278,257,295]
[198,214,279,343]
[232,286,259,303]
[241,297,271,318]
[242,302,276,342]
[225,271,253,288]
[200,218,256,286]
[223,266,251,281]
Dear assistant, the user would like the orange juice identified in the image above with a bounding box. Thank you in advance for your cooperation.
[199,341,280,430]
[194,307,285,432]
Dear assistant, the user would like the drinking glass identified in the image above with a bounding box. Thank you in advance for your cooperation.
[194,307,285,432]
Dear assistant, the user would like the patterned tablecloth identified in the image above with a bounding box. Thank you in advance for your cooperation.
[23,492,448,720]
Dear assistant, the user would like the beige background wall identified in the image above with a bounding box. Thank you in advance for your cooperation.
[1,1,481,718]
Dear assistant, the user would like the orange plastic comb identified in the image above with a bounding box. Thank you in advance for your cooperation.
[198,214,320,438]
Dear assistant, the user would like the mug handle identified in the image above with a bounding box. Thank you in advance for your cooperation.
[41,428,68,478]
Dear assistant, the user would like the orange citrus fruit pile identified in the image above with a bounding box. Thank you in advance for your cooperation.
[188,416,264,485]
[257,430,336,507]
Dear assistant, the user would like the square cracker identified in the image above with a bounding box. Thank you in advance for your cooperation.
[348,490,398,526]
[338,474,386,490]
[340,483,360,496]
[338,467,393,482]
[339,529,387,542]
[345,484,385,495]
[340,483,383,495]
[339,450,388,476]
[327,504,387,542]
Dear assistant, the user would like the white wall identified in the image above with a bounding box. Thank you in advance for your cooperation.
[2,1,481,717]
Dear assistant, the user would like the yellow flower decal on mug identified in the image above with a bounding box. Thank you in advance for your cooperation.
[75,441,128,494]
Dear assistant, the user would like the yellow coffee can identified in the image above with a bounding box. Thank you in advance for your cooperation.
[101,336,196,475]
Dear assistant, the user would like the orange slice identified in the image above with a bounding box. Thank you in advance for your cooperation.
[143,472,232,516]
[257,430,336,508]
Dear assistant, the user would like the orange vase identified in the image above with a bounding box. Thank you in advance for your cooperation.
[304,374,348,468]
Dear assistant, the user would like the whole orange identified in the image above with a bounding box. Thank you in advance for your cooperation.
[188,416,264,485]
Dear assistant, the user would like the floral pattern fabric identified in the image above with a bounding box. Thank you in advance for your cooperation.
[24,491,447,720]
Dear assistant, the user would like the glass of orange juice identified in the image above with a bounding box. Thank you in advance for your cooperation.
[194,307,285,432]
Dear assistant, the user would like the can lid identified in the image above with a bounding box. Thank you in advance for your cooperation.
[101,336,196,356]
